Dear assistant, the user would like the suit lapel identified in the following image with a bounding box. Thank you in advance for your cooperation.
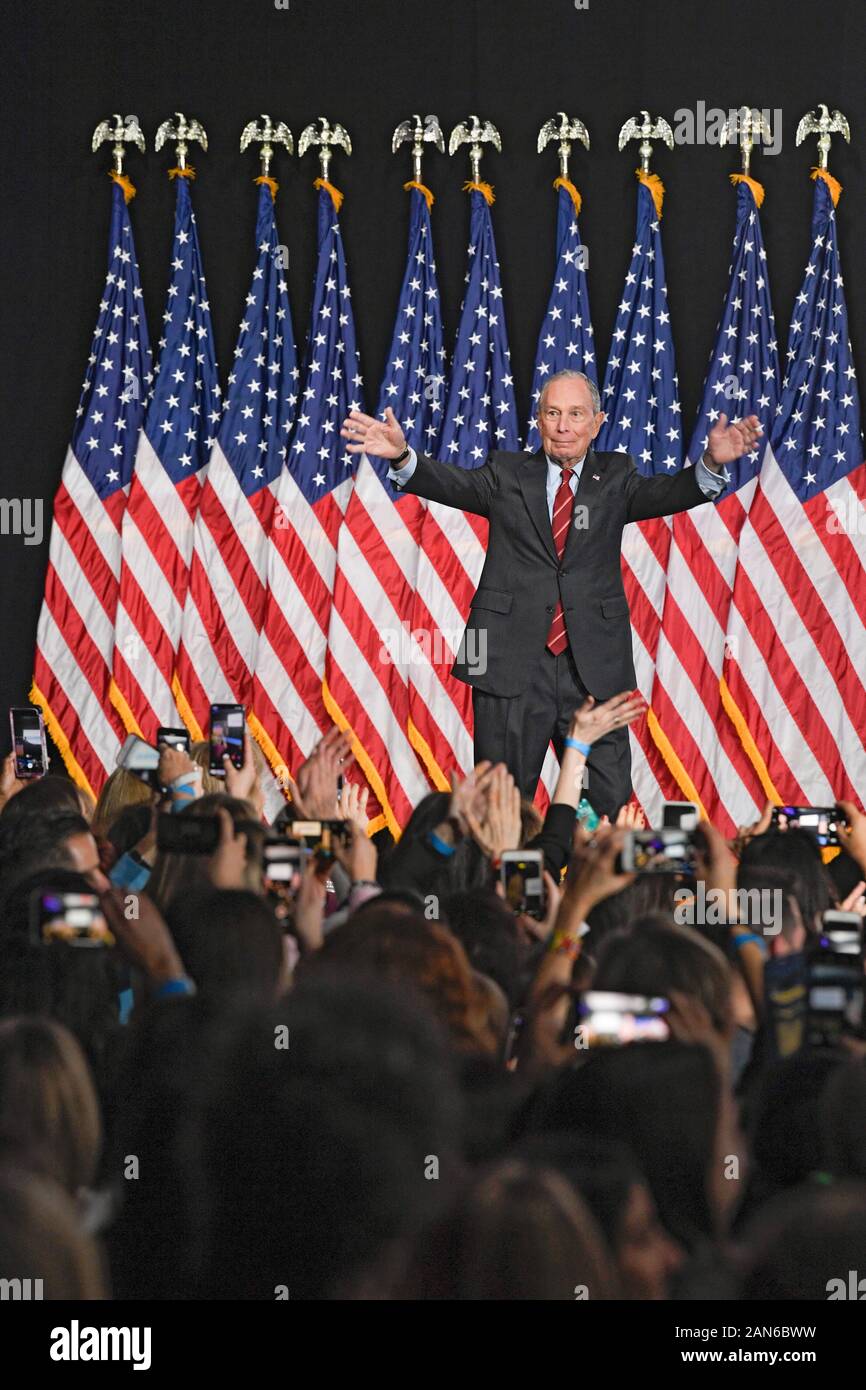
[519,449,559,564]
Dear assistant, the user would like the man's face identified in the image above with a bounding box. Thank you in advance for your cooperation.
[66,831,110,893]
[537,377,605,465]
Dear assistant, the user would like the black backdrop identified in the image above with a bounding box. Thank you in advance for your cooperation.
[2,0,865,741]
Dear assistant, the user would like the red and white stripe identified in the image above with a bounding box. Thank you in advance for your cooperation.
[723,448,866,806]
[33,456,129,794]
[111,432,203,741]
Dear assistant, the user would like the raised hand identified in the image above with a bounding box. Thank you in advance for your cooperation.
[568,691,647,746]
[706,412,762,467]
[340,406,407,460]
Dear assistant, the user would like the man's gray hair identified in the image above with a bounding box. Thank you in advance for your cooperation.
[538,369,601,415]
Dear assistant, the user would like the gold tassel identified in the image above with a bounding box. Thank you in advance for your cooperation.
[552,175,582,216]
[168,165,196,181]
[811,166,842,206]
[463,179,495,205]
[403,179,434,210]
[108,170,137,203]
[313,176,343,212]
[729,172,765,208]
[635,169,665,218]
[254,174,279,199]
[29,682,95,798]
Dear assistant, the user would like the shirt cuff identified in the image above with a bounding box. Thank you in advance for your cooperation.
[695,454,727,497]
[387,448,418,487]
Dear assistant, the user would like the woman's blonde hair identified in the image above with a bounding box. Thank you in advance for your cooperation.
[91,767,153,839]
[0,1017,102,1195]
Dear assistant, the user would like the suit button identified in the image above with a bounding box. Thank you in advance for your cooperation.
[545,605,553,613]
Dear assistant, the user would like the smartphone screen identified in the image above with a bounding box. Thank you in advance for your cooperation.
[157,726,191,754]
[619,829,697,875]
[29,890,112,947]
[500,851,546,920]
[10,707,47,779]
[117,733,161,787]
[772,805,843,848]
[578,991,670,1047]
[209,704,245,775]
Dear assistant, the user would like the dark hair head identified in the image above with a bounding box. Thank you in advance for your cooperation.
[378,791,488,897]
[0,777,81,825]
[592,916,733,1036]
[443,888,529,1007]
[739,830,835,930]
[0,868,120,1082]
[524,1041,722,1252]
[398,1158,618,1299]
[737,1180,866,1299]
[200,970,463,1299]
[0,811,91,895]
[164,889,284,1003]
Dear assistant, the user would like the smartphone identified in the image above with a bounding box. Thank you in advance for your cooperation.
[662,800,699,831]
[806,955,864,1049]
[29,890,112,947]
[117,733,161,788]
[209,704,245,775]
[818,910,864,958]
[578,991,670,1047]
[157,814,221,855]
[771,805,845,848]
[500,849,546,920]
[617,828,698,875]
[263,839,308,887]
[156,726,191,754]
[9,706,49,780]
[289,820,350,849]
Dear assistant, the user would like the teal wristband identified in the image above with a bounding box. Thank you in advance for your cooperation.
[428,831,456,858]
[564,737,591,756]
[733,932,767,957]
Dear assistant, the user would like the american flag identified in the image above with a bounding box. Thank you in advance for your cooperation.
[525,179,596,451]
[174,181,299,740]
[324,183,442,833]
[651,177,779,834]
[32,178,152,795]
[252,181,363,780]
[111,172,220,743]
[722,169,866,806]
[596,174,683,820]
[407,185,519,788]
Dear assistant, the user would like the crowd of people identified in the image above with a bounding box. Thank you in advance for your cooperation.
[1,693,865,1300]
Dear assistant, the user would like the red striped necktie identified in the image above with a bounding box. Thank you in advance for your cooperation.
[546,465,575,655]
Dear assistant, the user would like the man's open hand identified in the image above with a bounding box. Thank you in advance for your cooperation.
[341,406,407,460]
[706,412,762,467]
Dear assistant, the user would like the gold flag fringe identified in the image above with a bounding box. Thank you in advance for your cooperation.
[313,177,343,212]
[729,172,765,208]
[463,179,495,205]
[635,169,665,218]
[109,170,137,203]
[552,175,582,215]
[168,166,196,181]
[403,179,434,210]
[254,174,279,199]
[811,166,842,206]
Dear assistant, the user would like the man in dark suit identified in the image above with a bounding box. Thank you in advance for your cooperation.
[342,371,760,817]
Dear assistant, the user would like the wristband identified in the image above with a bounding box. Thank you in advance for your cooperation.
[564,737,591,756]
[732,931,767,956]
[428,830,455,858]
[392,446,411,467]
[153,977,197,1000]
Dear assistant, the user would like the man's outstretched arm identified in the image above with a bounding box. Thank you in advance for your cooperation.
[624,412,763,523]
[341,406,497,516]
